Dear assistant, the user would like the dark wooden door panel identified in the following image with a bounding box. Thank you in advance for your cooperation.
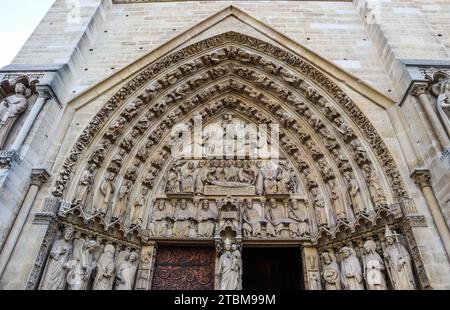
[152,246,215,290]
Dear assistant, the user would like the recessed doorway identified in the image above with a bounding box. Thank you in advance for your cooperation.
[242,247,304,290]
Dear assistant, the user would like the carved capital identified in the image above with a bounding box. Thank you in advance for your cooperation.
[410,83,429,97]
[0,150,21,169]
[36,88,52,102]
[30,168,51,187]
[411,168,432,188]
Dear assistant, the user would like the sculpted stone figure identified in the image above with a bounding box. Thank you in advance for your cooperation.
[181,161,195,193]
[149,200,170,237]
[344,172,366,215]
[437,79,450,137]
[132,187,148,227]
[93,173,115,215]
[242,200,263,238]
[66,239,97,290]
[266,199,287,237]
[311,188,329,228]
[288,199,309,237]
[0,83,30,148]
[173,200,191,238]
[93,244,116,290]
[363,240,387,290]
[217,240,241,290]
[194,161,208,195]
[329,180,346,220]
[340,246,365,290]
[383,227,416,290]
[362,165,386,206]
[115,251,139,290]
[112,181,132,220]
[39,227,74,290]
[197,200,216,238]
[321,252,342,290]
[73,164,96,206]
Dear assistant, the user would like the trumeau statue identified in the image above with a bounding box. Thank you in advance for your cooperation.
[383,227,416,290]
[39,227,75,290]
[93,173,116,215]
[437,79,450,137]
[363,240,387,290]
[197,200,217,238]
[288,199,309,237]
[149,200,171,237]
[115,251,139,290]
[217,240,241,290]
[321,252,342,290]
[242,200,263,238]
[74,164,96,206]
[0,83,31,148]
[93,244,116,290]
[340,246,365,290]
[66,239,97,290]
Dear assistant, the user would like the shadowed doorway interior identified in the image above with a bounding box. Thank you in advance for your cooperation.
[242,247,303,290]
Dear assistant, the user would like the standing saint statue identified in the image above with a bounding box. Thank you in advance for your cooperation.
[340,246,365,290]
[39,226,75,290]
[132,187,148,227]
[362,164,386,207]
[383,227,416,290]
[115,251,139,290]
[321,252,342,290]
[92,244,116,290]
[66,239,97,290]
[193,161,208,195]
[0,83,31,148]
[217,240,241,290]
[112,181,132,220]
[329,180,346,220]
[344,172,366,215]
[437,79,450,137]
[73,165,96,206]
[93,173,115,215]
[363,240,387,290]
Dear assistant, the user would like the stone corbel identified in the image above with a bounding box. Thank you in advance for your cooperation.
[33,197,60,225]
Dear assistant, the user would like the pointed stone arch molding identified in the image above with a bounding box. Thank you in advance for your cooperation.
[52,32,407,209]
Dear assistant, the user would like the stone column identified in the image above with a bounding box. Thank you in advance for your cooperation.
[411,84,450,151]
[302,245,322,290]
[135,242,157,290]
[11,88,52,153]
[411,168,450,260]
[0,169,50,278]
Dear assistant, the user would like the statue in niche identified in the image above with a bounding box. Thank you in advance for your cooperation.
[266,199,287,237]
[40,227,75,290]
[93,244,116,290]
[362,164,386,206]
[363,240,387,290]
[340,246,365,290]
[217,239,241,290]
[288,199,309,237]
[436,79,450,136]
[0,83,31,148]
[93,173,116,215]
[254,161,265,196]
[311,188,329,228]
[112,181,132,221]
[242,199,263,238]
[66,239,97,290]
[197,200,217,238]
[194,161,208,195]
[73,164,96,206]
[173,200,191,238]
[165,170,180,193]
[115,251,139,290]
[149,200,171,237]
[329,180,346,221]
[181,161,195,193]
[344,172,366,215]
[321,252,342,290]
[383,227,416,290]
[132,187,148,227]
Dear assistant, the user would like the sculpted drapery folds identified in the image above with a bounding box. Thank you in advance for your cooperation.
[197,200,217,238]
[93,244,116,290]
[436,79,450,137]
[115,252,139,290]
[217,240,242,290]
[363,240,387,290]
[340,246,365,290]
[93,173,116,215]
[321,252,342,290]
[66,239,97,290]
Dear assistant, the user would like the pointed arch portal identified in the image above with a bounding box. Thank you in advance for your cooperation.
[31,29,428,291]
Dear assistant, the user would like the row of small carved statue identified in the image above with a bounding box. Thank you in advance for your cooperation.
[39,226,140,290]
